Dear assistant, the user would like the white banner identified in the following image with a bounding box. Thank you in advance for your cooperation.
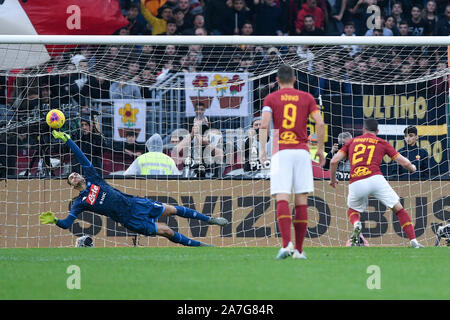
[113,100,146,142]
[185,72,249,117]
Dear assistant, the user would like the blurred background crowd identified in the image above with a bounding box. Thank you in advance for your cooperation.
[0,0,448,179]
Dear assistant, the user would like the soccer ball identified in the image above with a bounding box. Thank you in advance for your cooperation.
[46,109,66,129]
[76,235,94,247]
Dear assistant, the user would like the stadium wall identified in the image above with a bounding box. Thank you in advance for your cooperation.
[0,179,448,248]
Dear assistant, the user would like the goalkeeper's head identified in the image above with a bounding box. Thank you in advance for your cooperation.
[67,172,86,190]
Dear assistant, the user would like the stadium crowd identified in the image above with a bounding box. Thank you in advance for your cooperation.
[0,0,449,178]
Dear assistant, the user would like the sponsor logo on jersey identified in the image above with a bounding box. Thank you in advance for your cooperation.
[86,184,100,205]
[279,131,299,144]
[280,94,299,102]
[351,166,372,178]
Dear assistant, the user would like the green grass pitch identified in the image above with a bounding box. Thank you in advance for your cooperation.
[0,247,448,300]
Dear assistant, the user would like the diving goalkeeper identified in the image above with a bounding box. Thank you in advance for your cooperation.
[40,130,228,247]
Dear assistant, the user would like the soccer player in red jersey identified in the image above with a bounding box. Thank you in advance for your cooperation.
[259,65,325,260]
[329,118,424,248]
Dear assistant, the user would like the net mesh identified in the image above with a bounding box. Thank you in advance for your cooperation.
[0,39,449,248]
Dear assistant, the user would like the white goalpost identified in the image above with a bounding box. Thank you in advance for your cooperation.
[0,35,449,248]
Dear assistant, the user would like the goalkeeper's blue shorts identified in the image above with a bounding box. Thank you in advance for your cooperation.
[124,198,165,236]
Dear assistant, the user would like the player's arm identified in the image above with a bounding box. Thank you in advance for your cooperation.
[393,153,416,173]
[40,206,80,229]
[310,110,325,166]
[52,130,94,170]
[259,108,272,165]
[329,150,347,188]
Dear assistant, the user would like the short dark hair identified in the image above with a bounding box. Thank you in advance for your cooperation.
[404,125,418,136]
[363,118,378,132]
[304,14,314,20]
[167,18,177,25]
[399,20,409,26]
[277,64,295,84]
[344,21,355,27]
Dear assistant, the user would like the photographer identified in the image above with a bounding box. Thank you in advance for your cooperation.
[243,117,271,173]
[174,122,224,178]
[324,131,352,180]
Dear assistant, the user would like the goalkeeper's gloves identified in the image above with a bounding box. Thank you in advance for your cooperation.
[40,211,58,225]
[52,130,70,142]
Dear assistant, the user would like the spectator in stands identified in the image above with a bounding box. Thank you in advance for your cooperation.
[68,59,103,106]
[71,114,104,176]
[295,0,324,34]
[182,13,205,34]
[241,21,254,35]
[126,3,146,35]
[173,123,224,178]
[173,8,190,34]
[389,126,430,180]
[93,71,112,100]
[193,102,210,127]
[391,1,406,26]
[398,20,410,35]
[166,128,190,169]
[118,27,131,35]
[124,133,181,175]
[122,130,146,161]
[204,0,234,35]
[340,21,361,57]
[436,4,450,36]
[422,0,439,35]
[323,131,352,178]
[408,5,428,36]
[110,72,142,99]
[327,0,348,35]
[141,2,173,35]
[299,15,325,36]
[177,0,195,27]
[222,0,251,35]
[142,0,171,16]
[159,18,179,35]
[243,117,270,173]
[384,15,401,35]
[254,0,285,36]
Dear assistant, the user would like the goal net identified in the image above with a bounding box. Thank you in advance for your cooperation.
[0,35,449,248]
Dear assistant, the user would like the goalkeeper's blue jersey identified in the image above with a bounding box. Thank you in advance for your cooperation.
[62,139,144,225]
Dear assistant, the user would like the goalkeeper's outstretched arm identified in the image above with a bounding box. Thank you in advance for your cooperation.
[52,130,95,170]
[40,210,79,229]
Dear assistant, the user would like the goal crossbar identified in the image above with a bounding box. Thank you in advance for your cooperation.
[0,35,450,46]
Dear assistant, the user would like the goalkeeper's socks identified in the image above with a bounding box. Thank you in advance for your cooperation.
[169,231,201,247]
[276,200,292,248]
[396,209,416,240]
[347,209,361,225]
[294,205,308,253]
[175,206,210,222]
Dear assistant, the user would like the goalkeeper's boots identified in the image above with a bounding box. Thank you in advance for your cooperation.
[410,239,424,248]
[276,241,294,260]
[350,221,362,246]
[199,242,215,247]
[292,249,307,260]
[208,217,229,227]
